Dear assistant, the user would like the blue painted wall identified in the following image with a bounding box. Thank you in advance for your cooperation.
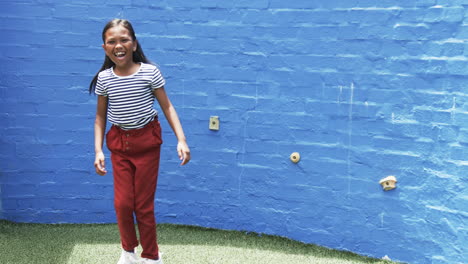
[1,1,467,263]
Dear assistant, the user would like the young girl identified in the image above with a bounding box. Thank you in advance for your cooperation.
[89,19,190,264]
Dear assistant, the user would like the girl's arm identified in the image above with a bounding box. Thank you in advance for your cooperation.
[94,95,108,175]
[153,87,191,165]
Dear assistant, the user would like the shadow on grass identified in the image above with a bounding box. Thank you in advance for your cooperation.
[0,220,394,264]
[157,224,393,263]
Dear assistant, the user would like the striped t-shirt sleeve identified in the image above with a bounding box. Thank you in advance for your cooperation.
[150,66,165,90]
[95,74,107,96]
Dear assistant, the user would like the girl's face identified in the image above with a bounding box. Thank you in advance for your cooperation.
[102,25,137,68]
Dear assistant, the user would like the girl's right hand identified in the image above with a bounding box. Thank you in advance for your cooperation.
[94,151,107,176]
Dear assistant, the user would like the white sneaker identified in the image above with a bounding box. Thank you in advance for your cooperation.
[117,249,139,264]
[140,253,163,264]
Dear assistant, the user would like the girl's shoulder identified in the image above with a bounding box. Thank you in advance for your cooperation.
[98,68,113,78]
[140,63,164,77]
[140,62,158,71]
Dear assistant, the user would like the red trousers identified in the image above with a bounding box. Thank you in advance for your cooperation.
[106,118,162,260]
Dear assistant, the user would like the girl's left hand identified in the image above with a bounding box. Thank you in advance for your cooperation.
[177,141,191,165]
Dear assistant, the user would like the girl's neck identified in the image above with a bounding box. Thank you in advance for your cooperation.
[113,62,141,77]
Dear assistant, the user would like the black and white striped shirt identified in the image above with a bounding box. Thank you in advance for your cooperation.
[95,63,165,130]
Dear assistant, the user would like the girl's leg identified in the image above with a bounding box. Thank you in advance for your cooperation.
[111,152,139,252]
[133,146,161,260]
[132,120,162,260]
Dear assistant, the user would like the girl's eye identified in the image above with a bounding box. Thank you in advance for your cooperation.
[122,39,129,43]
[107,40,116,45]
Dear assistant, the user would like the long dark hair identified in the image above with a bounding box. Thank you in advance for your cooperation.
[89,19,150,94]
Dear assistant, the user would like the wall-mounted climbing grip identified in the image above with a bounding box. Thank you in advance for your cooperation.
[290,152,300,163]
[379,176,397,191]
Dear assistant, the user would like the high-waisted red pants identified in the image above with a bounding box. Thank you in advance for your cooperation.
[106,118,162,260]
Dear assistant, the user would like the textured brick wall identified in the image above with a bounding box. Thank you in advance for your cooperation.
[1,1,467,263]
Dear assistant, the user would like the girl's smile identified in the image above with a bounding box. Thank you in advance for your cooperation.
[102,25,137,70]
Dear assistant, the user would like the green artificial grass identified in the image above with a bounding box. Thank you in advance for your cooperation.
[0,220,397,264]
